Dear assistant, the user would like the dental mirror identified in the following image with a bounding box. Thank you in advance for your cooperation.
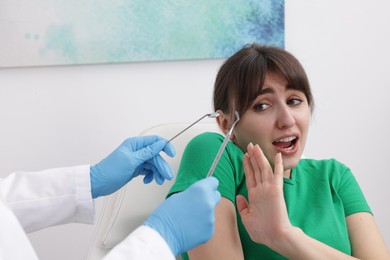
[168,112,220,143]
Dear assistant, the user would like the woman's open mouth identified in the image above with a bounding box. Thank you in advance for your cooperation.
[272,136,298,155]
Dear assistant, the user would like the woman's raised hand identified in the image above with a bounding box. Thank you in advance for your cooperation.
[236,143,292,247]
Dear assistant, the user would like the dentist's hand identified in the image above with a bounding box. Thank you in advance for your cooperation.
[144,177,221,256]
[90,135,176,198]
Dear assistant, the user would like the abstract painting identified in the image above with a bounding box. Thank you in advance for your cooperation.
[0,0,284,67]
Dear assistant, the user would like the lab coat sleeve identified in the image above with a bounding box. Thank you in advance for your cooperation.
[104,225,175,260]
[0,198,39,260]
[0,165,95,233]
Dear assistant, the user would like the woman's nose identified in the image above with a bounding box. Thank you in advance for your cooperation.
[276,105,295,129]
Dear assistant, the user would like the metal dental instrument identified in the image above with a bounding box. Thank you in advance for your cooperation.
[168,112,220,143]
[207,111,240,177]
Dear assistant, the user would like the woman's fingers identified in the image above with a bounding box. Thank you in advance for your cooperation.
[273,152,284,182]
[252,144,273,183]
[243,152,256,189]
[236,195,249,216]
[245,143,282,185]
[246,143,263,184]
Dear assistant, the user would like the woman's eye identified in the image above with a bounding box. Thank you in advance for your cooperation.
[253,103,270,111]
[287,98,303,106]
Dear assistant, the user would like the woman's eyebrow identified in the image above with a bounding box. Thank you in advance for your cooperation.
[257,87,274,96]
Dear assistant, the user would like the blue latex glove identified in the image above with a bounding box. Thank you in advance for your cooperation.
[90,135,176,198]
[144,177,221,256]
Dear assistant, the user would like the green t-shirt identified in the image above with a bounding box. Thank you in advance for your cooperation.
[168,132,372,259]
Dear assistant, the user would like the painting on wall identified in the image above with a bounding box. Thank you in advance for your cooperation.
[0,0,284,68]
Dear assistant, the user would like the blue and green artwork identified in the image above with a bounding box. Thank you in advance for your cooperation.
[0,0,284,67]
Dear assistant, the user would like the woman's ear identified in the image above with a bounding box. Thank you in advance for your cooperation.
[215,109,230,135]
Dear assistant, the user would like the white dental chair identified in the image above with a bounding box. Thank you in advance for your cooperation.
[87,122,221,260]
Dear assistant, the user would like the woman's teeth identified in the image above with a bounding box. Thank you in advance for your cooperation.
[273,136,297,150]
[275,136,296,143]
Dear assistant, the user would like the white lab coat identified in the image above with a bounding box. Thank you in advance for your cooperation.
[0,166,174,260]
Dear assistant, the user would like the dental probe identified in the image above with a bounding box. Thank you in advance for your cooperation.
[207,111,240,177]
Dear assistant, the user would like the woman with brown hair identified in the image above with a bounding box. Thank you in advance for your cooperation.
[168,44,389,259]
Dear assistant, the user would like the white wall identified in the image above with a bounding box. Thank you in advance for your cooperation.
[1,1,389,259]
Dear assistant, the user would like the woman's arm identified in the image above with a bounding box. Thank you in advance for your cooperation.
[188,197,244,260]
[262,215,390,260]
[347,212,389,259]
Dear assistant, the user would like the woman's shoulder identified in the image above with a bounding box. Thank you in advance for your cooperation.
[185,132,225,149]
[191,131,224,142]
[299,157,347,168]
[179,132,223,157]
[297,158,352,179]
[188,132,243,154]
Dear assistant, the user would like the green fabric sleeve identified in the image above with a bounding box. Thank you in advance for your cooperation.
[167,132,243,203]
[335,161,372,216]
